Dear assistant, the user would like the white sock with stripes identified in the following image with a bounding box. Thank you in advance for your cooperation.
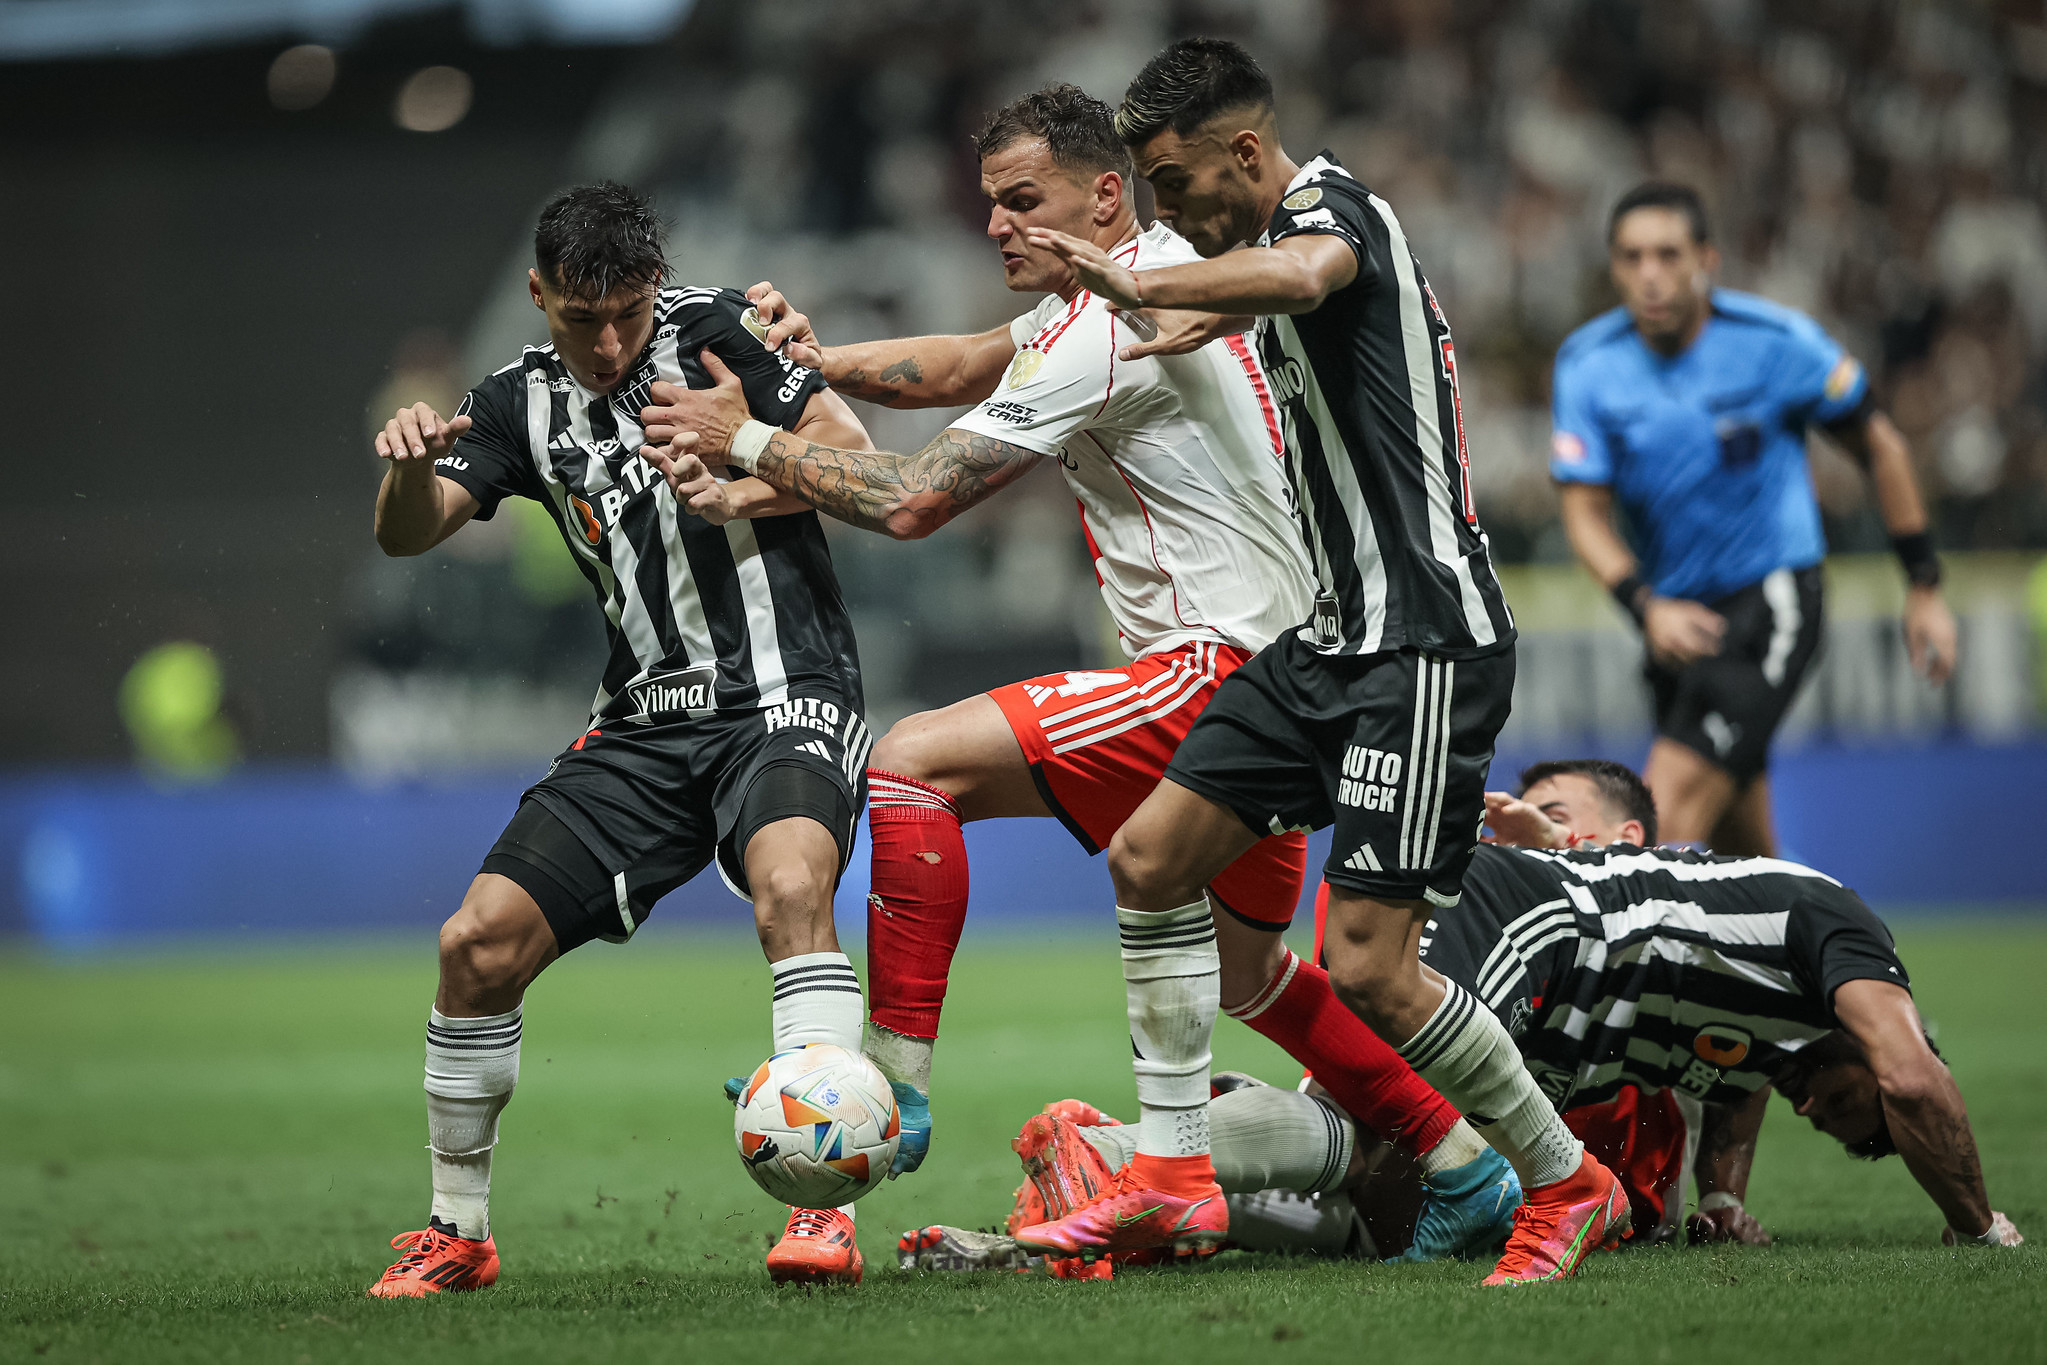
[1119,901,1221,1160]
[424,1006,521,1241]
[1395,980,1582,1189]
[769,952,865,1224]
[769,951,864,1051]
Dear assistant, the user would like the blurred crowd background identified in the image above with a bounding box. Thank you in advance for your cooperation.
[5,0,2047,778]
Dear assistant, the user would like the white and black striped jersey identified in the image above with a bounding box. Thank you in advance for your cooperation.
[436,286,861,723]
[1256,153,1515,659]
[1420,844,1909,1110]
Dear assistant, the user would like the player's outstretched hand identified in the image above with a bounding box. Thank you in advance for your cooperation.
[1112,309,1253,361]
[1022,227,1142,311]
[1482,791,1571,849]
[375,402,471,468]
[1643,596,1727,668]
[640,436,738,524]
[1942,1211,2024,1246]
[1903,586,1958,686]
[642,352,749,459]
[744,281,826,370]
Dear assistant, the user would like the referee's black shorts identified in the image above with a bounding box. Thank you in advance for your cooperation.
[478,698,871,953]
[1648,565,1824,785]
[1164,634,1515,908]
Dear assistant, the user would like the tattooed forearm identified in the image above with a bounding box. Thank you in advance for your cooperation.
[879,355,923,385]
[830,367,903,405]
[828,355,929,408]
[754,426,1044,540]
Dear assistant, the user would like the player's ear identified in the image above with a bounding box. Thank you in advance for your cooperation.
[1230,127,1261,174]
[528,268,546,310]
[1700,242,1722,275]
[1621,819,1647,847]
[1095,171,1124,225]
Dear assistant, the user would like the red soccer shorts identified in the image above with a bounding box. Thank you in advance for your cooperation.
[987,639,1306,925]
[1563,1086,1692,1236]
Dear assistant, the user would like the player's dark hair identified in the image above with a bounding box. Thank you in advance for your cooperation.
[1609,182,1711,246]
[533,181,667,302]
[1518,759,1659,847]
[976,83,1133,181]
[1114,37,1274,146]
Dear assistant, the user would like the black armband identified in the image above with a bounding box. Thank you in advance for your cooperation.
[1611,573,1652,627]
[1892,531,1942,589]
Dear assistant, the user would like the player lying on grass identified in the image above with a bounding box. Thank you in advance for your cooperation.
[1421,759,2019,1248]
[640,83,1523,1281]
[902,762,2022,1272]
[365,182,884,1295]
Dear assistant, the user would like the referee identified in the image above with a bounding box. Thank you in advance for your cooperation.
[1552,183,1958,856]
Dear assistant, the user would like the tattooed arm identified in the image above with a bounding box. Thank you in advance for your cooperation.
[742,282,1018,409]
[822,334,1014,409]
[647,423,1044,541]
[1832,978,1998,1238]
[754,425,1044,539]
[641,349,1046,538]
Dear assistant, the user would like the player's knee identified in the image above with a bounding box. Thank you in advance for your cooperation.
[1322,942,1411,1036]
[439,898,537,999]
[869,716,942,784]
[748,863,833,954]
[1107,822,1193,905]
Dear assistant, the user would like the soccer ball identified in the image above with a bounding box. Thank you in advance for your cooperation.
[733,1044,901,1207]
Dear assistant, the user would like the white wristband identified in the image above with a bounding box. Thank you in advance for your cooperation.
[729,419,775,474]
[1696,1191,1743,1215]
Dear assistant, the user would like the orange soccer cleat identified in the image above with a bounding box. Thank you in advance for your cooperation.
[365,1225,500,1297]
[1011,1112,1116,1227]
[1483,1151,1631,1286]
[1012,1166,1228,1261]
[766,1206,862,1286]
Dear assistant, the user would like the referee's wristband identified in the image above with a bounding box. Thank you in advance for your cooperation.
[1892,531,1942,589]
[1611,573,1652,627]
[728,419,776,475]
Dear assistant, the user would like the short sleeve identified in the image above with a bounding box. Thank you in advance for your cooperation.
[1267,177,1382,290]
[1549,351,1618,485]
[699,290,829,430]
[1784,884,1911,1015]
[1008,307,1045,350]
[949,303,1116,456]
[1777,313,1870,428]
[437,373,539,522]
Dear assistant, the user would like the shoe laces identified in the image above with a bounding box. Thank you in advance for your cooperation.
[785,1207,840,1239]
[382,1228,448,1276]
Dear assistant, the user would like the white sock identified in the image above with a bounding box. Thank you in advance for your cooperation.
[1416,1117,1490,1179]
[1118,901,1220,1160]
[861,1021,932,1094]
[424,1006,521,1240]
[1079,1122,1141,1170]
[769,952,863,1052]
[769,952,863,1221]
[1396,980,1582,1188]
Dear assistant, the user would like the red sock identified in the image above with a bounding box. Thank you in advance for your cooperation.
[1227,947,1460,1159]
[864,771,970,1039]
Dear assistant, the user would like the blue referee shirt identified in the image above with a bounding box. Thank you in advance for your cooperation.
[1549,289,1870,603]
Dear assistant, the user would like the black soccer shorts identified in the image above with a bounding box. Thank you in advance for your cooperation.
[1647,565,1824,785]
[1164,634,1515,908]
[479,696,871,952]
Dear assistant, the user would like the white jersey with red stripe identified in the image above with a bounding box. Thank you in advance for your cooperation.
[950,222,1315,660]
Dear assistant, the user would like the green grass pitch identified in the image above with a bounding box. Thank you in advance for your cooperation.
[3,919,2043,1364]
